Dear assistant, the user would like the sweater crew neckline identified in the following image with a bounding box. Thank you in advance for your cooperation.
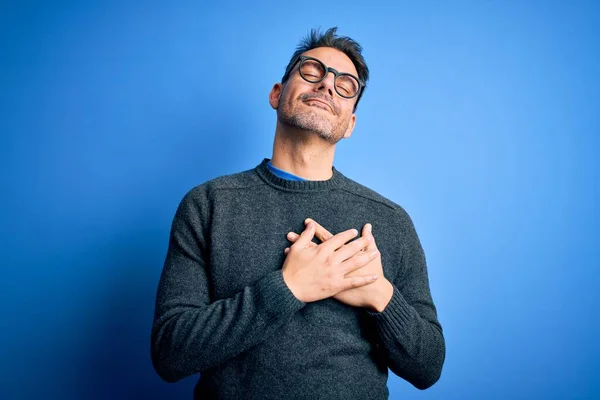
[255,158,344,191]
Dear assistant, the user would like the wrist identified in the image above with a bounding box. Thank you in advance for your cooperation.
[370,279,394,312]
[281,269,306,302]
[281,269,299,299]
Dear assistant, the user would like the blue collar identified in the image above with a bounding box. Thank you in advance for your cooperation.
[266,160,308,181]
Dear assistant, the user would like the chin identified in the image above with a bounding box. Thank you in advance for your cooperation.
[297,115,333,135]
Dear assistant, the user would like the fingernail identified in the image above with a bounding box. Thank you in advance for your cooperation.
[287,232,297,238]
[368,223,372,233]
[305,218,312,224]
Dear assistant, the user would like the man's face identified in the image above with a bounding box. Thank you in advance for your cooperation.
[270,47,358,144]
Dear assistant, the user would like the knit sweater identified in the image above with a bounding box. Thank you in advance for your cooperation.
[151,158,445,399]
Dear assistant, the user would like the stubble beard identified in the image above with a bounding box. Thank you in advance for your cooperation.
[277,99,347,145]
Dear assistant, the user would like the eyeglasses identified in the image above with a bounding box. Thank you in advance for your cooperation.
[294,56,363,99]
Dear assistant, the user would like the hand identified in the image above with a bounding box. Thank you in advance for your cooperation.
[281,221,381,303]
[285,219,393,312]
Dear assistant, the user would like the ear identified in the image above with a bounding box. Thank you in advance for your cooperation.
[342,113,357,139]
[269,83,284,109]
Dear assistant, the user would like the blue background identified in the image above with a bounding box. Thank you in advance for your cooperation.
[2,1,599,399]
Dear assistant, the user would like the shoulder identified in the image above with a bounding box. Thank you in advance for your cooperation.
[184,167,264,201]
[174,167,264,218]
[338,173,414,224]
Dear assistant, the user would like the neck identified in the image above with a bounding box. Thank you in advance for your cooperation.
[271,124,336,181]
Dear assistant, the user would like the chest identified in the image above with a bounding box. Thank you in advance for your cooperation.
[206,192,402,299]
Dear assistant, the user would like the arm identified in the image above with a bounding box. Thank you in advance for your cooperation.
[151,189,305,382]
[284,217,445,388]
[366,210,445,389]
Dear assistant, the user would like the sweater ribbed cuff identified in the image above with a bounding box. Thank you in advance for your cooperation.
[255,270,306,322]
[366,285,415,341]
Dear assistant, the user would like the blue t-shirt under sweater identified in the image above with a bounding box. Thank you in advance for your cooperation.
[266,160,308,181]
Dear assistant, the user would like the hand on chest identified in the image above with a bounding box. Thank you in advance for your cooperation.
[207,208,401,299]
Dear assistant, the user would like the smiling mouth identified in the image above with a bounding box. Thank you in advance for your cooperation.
[304,99,333,113]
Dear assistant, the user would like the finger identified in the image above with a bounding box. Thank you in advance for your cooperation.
[360,224,370,250]
[362,223,378,251]
[319,228,359,252]
[293,221,316,248]
[284,247,290,255]
[340,248,379,275]
[305,218,333,243]
[332,233,373,264]
[286,231,299,243]
[287,231,319,250]
[341,273,378,290]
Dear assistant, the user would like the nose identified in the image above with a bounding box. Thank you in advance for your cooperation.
[316,71,336,98]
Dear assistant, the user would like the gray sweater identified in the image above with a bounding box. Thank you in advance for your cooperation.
[151,158,445,399]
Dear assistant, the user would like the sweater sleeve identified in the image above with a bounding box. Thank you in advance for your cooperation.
[150,188,305,382]
[366,209,445,390]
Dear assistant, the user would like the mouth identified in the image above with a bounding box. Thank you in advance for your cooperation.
[304,98,334,114]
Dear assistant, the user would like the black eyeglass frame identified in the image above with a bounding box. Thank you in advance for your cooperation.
[293,55,364,99]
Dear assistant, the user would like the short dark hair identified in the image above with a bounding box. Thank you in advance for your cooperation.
[281,27,369,111]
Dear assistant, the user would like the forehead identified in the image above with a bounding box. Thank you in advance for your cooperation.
[302,47,358,77]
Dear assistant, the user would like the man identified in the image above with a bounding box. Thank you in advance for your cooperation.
[151,27,445,399]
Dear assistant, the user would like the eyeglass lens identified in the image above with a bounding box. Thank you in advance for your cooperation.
[300,59,360,98]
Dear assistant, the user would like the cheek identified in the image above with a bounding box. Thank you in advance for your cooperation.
[279,86,296,105]
[284,79,313,101]
[338,108,354,123]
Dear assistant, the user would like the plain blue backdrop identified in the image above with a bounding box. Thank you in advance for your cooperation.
[1,1,599,399]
